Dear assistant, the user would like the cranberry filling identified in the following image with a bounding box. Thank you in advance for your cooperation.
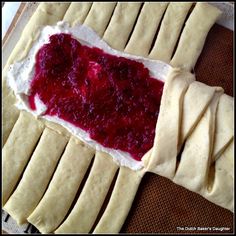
[29,33,164,161]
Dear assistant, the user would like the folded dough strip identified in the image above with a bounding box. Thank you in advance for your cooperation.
[170,2,222,71]
[2,112,44,205]
[55,152,118,233]
[3,128,68,225]
[173,89,223,193]
[103,2,142,51]
[83,2,117,37]
[63,2,92,26]
[148,2,192,62]
[2,3,70,146]
[144,68,195,179]
[178,81,216,149]
[124,2,168,57]
[203,139,234,212]
[93,167,144,233]
[212,94,234,161]
[27,137,95,233]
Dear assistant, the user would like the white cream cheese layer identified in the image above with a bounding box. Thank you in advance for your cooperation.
[7,21,171,170]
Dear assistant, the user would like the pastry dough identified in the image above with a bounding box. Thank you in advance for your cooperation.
[170,2,222,70]
[27,137,95,233]
[2,112,44,205]
[3,128,68,225]
[2,2,233,234]
[145,68,195,179]
[63,2,92,26]
[103,2,142,50]
[84,2,117,37]
[203,139,234,212]
[55,151,118,233]
[173,89,223,193]
[149,2,192,62]
[125,2,169,57]
[179,81,216,148]
[2,3,70,146]
[94,167,144,233]
[212,94,234,160]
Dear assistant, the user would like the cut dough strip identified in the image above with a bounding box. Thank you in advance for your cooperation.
[2,83,20,147]
[3,128,68,225]
[55,151,118,233]
[149,2,192,62]
[2,112,44,205]
[144,68,195,179]
[125,2,169,57]
[93,167,144,233]
[173,89,223,193]
[2,2,70,146]
[170,2,222,71]
[63,2,92,26]
[203,139,234,212]
[179,81,216,148]
[84,2,117,37]
[27,137,95,233]
[212,94,234,160]
[103,2,142,50]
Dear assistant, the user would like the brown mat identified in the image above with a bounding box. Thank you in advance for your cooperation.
[121,24,234,233]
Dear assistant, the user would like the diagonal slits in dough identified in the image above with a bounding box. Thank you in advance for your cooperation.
[212,94,234,161]
[103,2,142,51]
[149,2,192,62]
[63,2,93,26]
[83,2,117,37]
[27,137,95,233]
[144,68,195,180]
[170,2,222,71]
[2,112,44,205]
[55,152,119,233]
[93,167,144,233]
[173,88,223,193]
[125,2,168,57]
[203,139,234,212]
[3,128,68,225]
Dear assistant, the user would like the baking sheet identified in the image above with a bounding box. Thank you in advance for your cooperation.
[2,2,234,234]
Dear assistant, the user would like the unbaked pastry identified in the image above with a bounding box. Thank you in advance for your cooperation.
[2,2,233,235]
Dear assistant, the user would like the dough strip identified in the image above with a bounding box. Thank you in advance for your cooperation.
[2,112,44,205]
[3,128,68,225]
[125,2,168,57]
[103,2,142,51]
[145,68,195,179]
[55,151,118,233]
[84,2,117,37]
[149,2,192,62]
[173,89,223,193]
[63,2,92,26]
[170,2,222,71]
[27,137,95,233]
[94,167,144,233]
